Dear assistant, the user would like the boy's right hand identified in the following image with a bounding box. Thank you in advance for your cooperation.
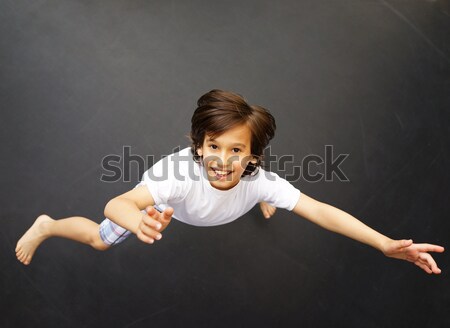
[136,206,174,244]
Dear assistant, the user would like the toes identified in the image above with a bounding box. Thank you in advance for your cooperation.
[18,253,25,262]
[17,251,28,263]
[20,253,26,262]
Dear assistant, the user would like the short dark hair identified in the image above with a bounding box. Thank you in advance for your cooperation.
[190,89,276,176]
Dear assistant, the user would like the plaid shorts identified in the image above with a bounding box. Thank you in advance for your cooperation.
[99,206,163,246]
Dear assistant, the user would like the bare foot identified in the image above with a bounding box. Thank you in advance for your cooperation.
[259,202,276,219]
[15,214,54,265]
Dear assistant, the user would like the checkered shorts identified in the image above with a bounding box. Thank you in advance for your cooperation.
[99,206,162,246]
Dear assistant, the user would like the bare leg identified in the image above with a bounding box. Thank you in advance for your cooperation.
[15,214,109,265]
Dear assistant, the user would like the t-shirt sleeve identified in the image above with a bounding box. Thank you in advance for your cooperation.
[140,155,191,205]
[256,169,301,211]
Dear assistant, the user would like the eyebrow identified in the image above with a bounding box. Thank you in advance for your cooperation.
[207,138,247,149]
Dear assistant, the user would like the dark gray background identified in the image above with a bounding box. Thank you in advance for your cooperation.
[1,0,449,327]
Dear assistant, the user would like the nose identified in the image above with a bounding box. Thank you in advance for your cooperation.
[215,150,238,169]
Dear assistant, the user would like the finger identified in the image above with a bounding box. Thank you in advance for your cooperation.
[147,206,167,226]
[388,239,413,253]
[433,267,442,274]
[162,207,174,221]
[413,243,445,253]
[400,239,413,248]
[418,253,440,273]
[137,230,154,244]
[142,214,162,230]
[415,261,433,274]
[146,206,159,219]
[416,256,442,274]
[139,221,162,240]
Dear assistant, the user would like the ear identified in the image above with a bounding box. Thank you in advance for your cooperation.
[196,147,203,157]
[250,155,258,164]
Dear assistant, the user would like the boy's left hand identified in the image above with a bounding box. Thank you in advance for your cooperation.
[260,202,276,219]
[382,239,445,274]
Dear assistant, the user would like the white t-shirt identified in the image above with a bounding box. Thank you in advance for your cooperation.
[138,147,301,227]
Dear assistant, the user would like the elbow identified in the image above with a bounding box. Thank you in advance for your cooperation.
[104,197,118,218]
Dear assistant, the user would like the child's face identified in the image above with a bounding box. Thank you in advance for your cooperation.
[197,124,256,190]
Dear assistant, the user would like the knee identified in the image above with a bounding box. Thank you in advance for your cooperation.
[92,240,110,251]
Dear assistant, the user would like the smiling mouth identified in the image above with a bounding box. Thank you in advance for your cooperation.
[211,168,233,179]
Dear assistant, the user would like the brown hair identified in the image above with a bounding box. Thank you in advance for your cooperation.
[190,89,276,176]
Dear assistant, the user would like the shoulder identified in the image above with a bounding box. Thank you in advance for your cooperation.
[244,167,286,184]
[244,167,300,210]
[140,147,195,203]
[142,146,196,182]
[240,167,284,196]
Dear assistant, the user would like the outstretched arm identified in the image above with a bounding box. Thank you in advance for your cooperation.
[292,193,445,274]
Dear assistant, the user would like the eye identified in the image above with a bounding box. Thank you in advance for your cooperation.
[209,144,218,150]
[232,148,241,153]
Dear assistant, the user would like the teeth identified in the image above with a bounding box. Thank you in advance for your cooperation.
[216,171,229,175]
[213,169,231,175]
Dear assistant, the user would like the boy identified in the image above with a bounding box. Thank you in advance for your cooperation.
[16,89,444,274]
